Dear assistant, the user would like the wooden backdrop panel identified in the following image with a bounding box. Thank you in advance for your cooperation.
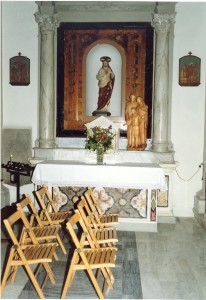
[57,22,154,137]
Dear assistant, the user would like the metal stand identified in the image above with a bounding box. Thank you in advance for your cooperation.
[1,161,35,202]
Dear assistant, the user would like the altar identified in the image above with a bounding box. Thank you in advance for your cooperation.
[32,160,168,232]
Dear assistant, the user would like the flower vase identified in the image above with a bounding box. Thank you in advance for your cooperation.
[96,148,104,164]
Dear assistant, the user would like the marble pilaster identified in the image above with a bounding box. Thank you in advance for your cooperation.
[151,14,175,153]
[34,12,59,148]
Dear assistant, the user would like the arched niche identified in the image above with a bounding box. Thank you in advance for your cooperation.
[83,40,126,118]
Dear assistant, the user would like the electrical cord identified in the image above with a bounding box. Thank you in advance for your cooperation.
[175,165,203,181]
[174,162,205,182]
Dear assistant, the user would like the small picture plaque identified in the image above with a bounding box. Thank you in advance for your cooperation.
[10,52,30,86]
[179,52,201,86]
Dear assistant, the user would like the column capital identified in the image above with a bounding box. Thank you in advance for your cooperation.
[151,13,175,33]
[34,12,60,32]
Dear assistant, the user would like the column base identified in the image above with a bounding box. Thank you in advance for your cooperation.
[194,189,205,214]
[193,209,206,232]
[151,141,173,153]
[193,189,206,232]
[38,138,57,149]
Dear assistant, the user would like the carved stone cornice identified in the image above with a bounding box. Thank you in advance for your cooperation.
[151,13,176,33]
[34,12,60,32]
[55,1,156,12]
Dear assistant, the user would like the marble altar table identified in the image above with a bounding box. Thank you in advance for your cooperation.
[31,160,168,232]
[31,160,167,190]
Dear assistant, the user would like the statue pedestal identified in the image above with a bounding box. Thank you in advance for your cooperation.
[92,110,111,117]
[127,144,147,151]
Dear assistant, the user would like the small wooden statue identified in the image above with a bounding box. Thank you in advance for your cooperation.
[125,94,148,151]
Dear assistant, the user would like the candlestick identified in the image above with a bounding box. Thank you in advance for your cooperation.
[115,129,120,152]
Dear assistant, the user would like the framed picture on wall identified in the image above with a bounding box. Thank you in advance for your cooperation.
[179,52,201,86]
[9,53,30,86]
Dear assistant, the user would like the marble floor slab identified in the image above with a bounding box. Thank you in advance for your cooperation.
[1,217,206,299]
[135,217,206,299]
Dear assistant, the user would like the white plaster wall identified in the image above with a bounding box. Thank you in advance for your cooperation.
[1,1,206,217]
[1,1,38,149]
[171,2,206,216]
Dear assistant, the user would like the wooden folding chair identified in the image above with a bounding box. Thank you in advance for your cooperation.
[61,212,117,299]
[34,185,72,226]
[16,194,67,257]
[1,210,58,299]
[76,197,118,247]
[74,207,117,284]
[84,187,119,227]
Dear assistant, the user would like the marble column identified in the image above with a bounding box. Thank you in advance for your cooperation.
[34,12,59,148]
[194,93,206,226]
[151,14,175,153]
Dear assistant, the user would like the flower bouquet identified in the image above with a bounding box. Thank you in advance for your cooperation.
[85,125,115,163]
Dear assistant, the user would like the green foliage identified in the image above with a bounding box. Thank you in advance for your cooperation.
[85,126,115,152]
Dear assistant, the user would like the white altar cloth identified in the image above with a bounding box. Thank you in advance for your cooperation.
[31,160,167,191]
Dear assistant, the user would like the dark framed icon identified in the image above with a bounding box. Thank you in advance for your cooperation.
[10,53,30,86]
[179,52,201,86]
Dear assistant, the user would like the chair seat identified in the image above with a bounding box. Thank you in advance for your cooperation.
[76,247,117,269]
[93,227,118,243]
[99,214,118,226]
[23,225,60,242]
[17,243,58,264]
[83,227,118,246]
[41,211,72,224]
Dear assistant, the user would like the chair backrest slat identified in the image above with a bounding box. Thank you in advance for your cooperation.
[34,187,54,225]
[37,185,58,212]
[3,210,38,246]
[66,213,84,249]
[85,187,103,215]
[76,197,117,248]
[78,196,99,229]
[17,195,43,227]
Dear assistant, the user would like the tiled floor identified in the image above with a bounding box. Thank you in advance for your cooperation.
[1,217,206,299]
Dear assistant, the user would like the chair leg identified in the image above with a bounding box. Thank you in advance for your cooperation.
[100,267,113,290]
[9,265,18,283]
[9,250,21,283]
[61,268,76,299]
[106,267,115,281]
[57,234,67,254]
[95,267,113,296]
[0,251,13,296]
[53,250,59,260]
[61,252,78,299]
[42,262,55,284]
[86,268,104,299]
[41,273,49,290]
[98,266,114,282]
[24,264,45,299]
[34,263,43,278]
[96,268,101,281]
